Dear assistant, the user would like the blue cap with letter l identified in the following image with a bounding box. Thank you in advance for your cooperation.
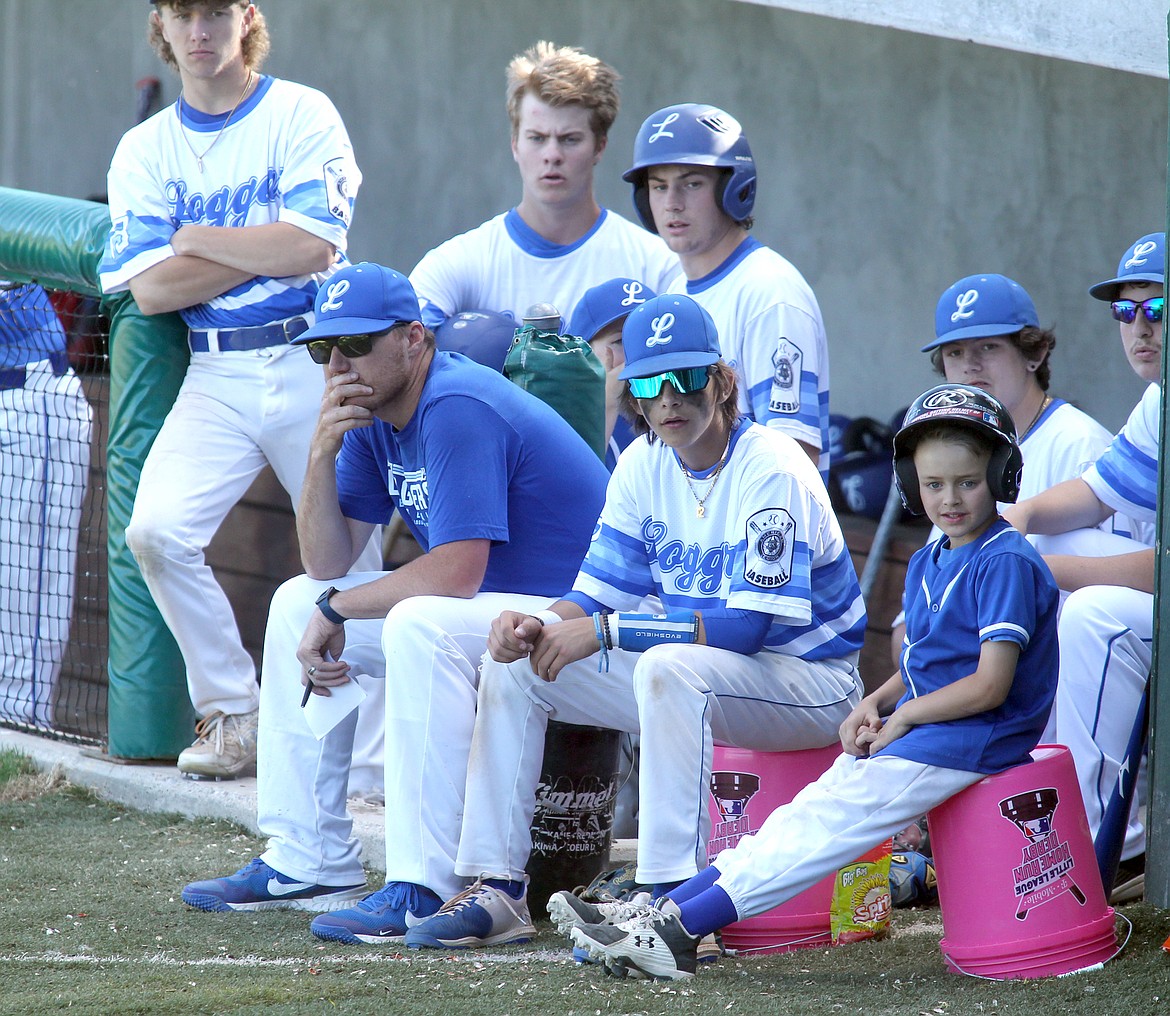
[922,273,1038,351]
[569,278,656,343]
[619,294,721,379]
[293,262,422,343]
[1088,232,1166,301]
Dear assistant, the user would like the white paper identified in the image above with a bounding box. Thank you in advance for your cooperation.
[302,677,366,740]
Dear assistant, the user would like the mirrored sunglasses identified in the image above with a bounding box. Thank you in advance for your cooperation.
[1110,297,1164,324]
[627,366,711,399]
[304,323,407,365]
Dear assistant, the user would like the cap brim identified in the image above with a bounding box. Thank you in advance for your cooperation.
[292,316,402,344]
[619,351,720,379]
[1088,273,1164,301]
[920,321,1028,351]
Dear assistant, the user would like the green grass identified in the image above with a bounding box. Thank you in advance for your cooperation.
[1,756,1169,1015]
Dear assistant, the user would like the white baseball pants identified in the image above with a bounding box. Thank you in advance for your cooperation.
[124,343,380,718]
[711,753,981,919]
[454,643,862,886]
[258,574,551,896]
[0,360,92,725]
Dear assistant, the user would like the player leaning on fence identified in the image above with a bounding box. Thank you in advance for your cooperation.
[97,0,379,779]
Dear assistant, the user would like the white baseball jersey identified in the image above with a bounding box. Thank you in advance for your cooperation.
[669,239,830,470]
[572,420,866,661]
[409,208,681,329]
[99,75,360,328]
[1082,382,1159,533]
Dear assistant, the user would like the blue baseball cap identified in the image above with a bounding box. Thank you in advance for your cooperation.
[923,273,1038,352]
[293,262,422,343]
[1088,232,1166,301]
[619,294,721,379]
[569,278,656,343]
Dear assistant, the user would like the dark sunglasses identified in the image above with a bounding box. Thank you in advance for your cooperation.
[304,323,409,364]
[627,367,711,400]
[1110,297,1164,324]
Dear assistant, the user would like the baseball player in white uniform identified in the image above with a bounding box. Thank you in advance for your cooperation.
[1004,232,1164,900]
[0,282,92,727]
[568,384,1058,981]
[99,0,378,779]
[400,293,866,952]
[622,104,830,474]
[409,41,679,335]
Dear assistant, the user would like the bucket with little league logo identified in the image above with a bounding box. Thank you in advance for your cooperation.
[707,744,841,953]
[928,744,1123,979]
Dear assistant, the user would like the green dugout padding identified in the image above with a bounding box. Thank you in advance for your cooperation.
[0,186,193,757]
[105,301,193,758]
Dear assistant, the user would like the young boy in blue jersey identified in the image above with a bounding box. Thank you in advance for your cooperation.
[568,382,1060,980]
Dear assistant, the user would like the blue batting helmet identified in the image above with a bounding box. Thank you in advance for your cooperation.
[622,103,757,233]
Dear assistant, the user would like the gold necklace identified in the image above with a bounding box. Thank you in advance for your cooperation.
[178,70,253,172]
[680,438,732,519]
[1021,395,1052,439]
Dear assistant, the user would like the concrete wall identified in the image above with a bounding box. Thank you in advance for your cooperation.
[2,0,1165,430]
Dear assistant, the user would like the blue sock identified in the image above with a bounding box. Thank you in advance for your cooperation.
[651,879,684,901]
[663,866,721,905]
[677,886,738,940]
[483,878,526,900]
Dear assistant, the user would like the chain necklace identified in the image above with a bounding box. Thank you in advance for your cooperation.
[178,70,253,172]
[679,437,732,519]
[1021,395,1052,439]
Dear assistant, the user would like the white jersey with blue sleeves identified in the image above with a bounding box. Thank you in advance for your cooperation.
[572,420,865,661]
[408,208,681,329]
[99,76,360,329]
[1082,382,1159,530]
[669,239,830,471]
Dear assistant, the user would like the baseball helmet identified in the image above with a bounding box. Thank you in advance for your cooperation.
[622,103,757,232]
[892,383,1022,516]
[434,309,517,372]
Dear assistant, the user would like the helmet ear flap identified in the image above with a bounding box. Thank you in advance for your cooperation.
[894,455,924,515]
[987,442,1023,503]
[631,177,656,233]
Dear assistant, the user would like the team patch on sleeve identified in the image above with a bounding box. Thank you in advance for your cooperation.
[743,507,795,589]
[323,157,353,226]
[769,337,802,415]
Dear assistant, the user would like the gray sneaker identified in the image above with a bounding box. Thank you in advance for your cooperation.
[177,709,259,780]
[547,889,652,936]
[570,899,700,981]
[404,878,536,949]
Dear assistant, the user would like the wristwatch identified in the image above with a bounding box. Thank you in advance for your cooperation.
[315,586,347,625]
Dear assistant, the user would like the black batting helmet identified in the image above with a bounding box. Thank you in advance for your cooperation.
[893,383,1022,516]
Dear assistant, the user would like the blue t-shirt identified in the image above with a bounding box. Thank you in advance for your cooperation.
[886,518,1059,774]
[335,350,608,596]
[0,283,66,369]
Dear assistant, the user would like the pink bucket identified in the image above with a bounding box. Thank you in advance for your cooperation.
[928,744,1119,979]
[707,744,840,953]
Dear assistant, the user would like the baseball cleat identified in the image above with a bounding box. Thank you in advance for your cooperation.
[177,709,258,780]
[310,881,442,944]
[181,857,366,913]
[547,889,652,937]
[403,878,535,950]
[569,899,700,981]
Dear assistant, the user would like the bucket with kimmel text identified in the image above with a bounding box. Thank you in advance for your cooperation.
[928,744,1120,979]
[526,721,622,912]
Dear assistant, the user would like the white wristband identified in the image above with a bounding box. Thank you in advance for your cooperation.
[533,609,563,627]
